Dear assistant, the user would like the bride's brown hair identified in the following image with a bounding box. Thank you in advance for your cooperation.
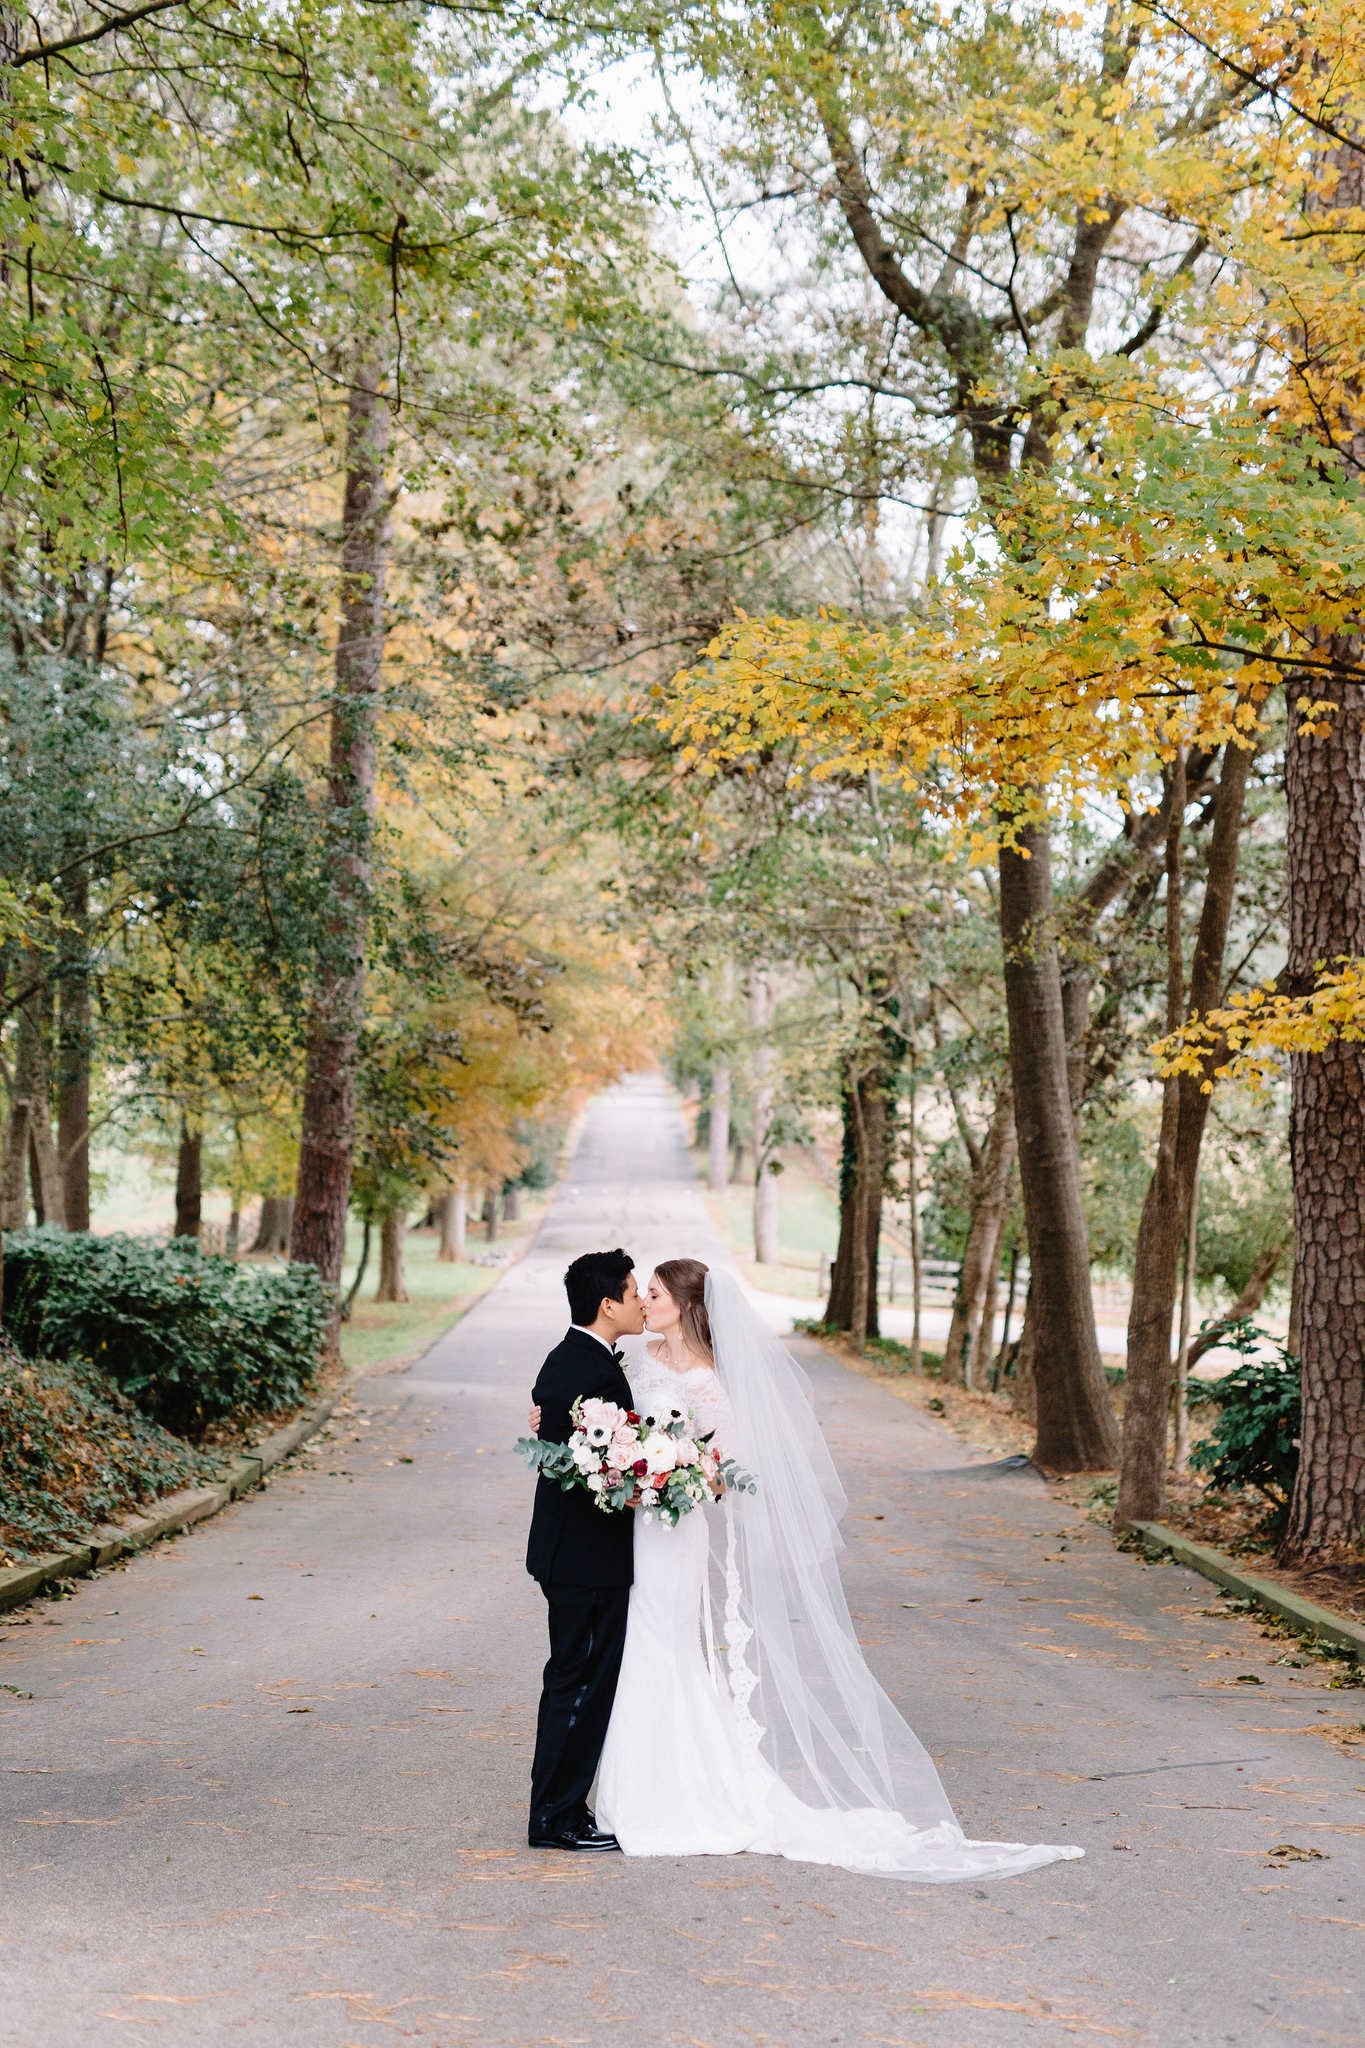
[653,1258,712,1362]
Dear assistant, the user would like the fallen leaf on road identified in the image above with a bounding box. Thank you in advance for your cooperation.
[1267,1844,1327,1861]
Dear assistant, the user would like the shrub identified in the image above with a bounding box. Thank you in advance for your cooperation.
[0,1343,217,1564]
[1188,1319,1300,1525]
[2,1229,330,1436]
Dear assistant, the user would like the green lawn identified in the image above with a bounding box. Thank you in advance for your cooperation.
[700,1150,914,1300]
[338,1199,550,1375]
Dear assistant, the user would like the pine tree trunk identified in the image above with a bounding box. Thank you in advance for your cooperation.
[1281,641,1365,1560]
[1278,99,1365,1562]
[999,822,1118,1469]
[942,1083,1015,1388]
[376,1207,408,1302]
[1117,741,1251,1525]
[56,870,91,1231]
[290,351,389,1296]
[174,1120,203,1241]
[750,970,779,1266]
[437,1184,467,1263]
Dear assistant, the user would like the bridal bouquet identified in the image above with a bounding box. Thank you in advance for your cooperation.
[517,1397,756,1527]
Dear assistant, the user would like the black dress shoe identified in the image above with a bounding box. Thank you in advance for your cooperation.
[527,1821,621,1852]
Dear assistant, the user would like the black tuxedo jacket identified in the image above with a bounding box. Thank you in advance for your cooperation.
[525,1327,636,1588]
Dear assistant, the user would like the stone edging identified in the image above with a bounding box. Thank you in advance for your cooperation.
[1131,1519,1365,1660]
[0,1393,338,1617]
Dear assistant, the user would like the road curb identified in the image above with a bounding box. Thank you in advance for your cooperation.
[1130,1519,1365,1660]
[0,1392,338,1616]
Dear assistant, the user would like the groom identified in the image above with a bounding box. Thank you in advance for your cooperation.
[525,1247,644,1851]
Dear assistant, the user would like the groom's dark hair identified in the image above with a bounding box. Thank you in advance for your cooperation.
[564,1248,634,1327]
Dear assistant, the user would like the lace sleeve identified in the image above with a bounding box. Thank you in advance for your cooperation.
[689,1372,733,1449]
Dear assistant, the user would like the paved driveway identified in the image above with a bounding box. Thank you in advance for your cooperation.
[2,1076,1362,2047]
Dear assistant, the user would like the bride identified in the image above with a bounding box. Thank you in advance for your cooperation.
[592,1258,1083,1882]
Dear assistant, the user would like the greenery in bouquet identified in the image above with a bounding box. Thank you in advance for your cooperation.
[517,1397,756,1527]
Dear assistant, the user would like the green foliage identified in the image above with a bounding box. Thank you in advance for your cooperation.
[1188,1322,1301,1522]
[1196,1153,1293,1301]
[0,1342,217,1566]
[1,1230,329,1437]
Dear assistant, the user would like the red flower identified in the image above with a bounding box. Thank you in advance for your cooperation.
[632,1458,648,1477]
[626,1411,639,1424]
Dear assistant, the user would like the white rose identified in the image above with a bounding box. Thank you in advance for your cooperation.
[586,1472,606,1493]
[572,1443,597,1474]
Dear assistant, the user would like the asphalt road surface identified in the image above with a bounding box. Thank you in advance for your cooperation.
[3,1076,1363,2048]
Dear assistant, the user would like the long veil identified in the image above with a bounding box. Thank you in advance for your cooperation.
[704,1268,1083,1881]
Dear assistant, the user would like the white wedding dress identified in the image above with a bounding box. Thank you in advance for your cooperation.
[594,1278,1084,1883]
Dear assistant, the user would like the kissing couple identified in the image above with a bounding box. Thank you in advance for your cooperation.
[524,1247,1084,1881]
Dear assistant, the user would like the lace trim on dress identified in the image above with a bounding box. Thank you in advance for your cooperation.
[722,1496,764,1758]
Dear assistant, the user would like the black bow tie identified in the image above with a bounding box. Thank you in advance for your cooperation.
[611,1348,625,1364]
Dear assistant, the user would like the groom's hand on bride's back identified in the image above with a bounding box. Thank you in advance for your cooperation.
[528,1403,541,1435]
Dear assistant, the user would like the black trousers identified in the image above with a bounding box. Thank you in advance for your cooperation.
[529,1583,630,1838]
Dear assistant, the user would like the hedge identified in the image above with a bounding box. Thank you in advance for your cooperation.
[2,1229,330,1437]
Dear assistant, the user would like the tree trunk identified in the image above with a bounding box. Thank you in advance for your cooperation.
[825,1061,894,1347]
[969,1214,1005,1388]
[376,1206,408,1303]
[484,1184,499,1242]
[999,822,1118,1470]
[1010,1284,1038,1423]
[174,1120,203,1241]
[437,1183,467,1263]
[14,990,64,1229]
[1281,642,1365,1559]
[1117,741,1251,1525]
[750,969,779,1266]
[342,1213,372,1319]
[942,1082,1015,1388]
[251,1194,293,1254]
[290,351,389,1296]
[995,1241,1021,1381]
[0,1097,30,1232]
[503,1183,521,1222]
[709,1057,732,1191]
[1172,1172,1198,1474]
[847,1079,875,1350]
[905,1054,923,1373]
[56,870,91,1231]
[1279,95,1365,1562]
